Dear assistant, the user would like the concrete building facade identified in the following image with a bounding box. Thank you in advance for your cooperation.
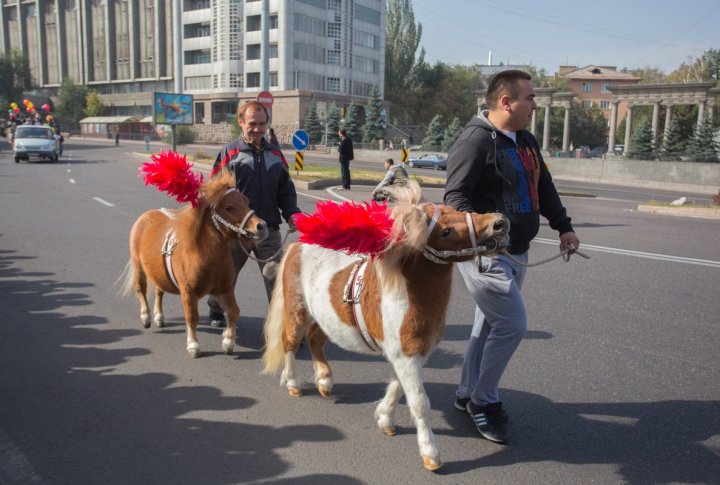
[0,0,385,142]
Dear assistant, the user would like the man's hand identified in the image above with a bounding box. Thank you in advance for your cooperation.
[559,231,580,253]
[288,213,299,233]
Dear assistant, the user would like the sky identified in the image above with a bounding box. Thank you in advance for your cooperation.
[410,0,719,74]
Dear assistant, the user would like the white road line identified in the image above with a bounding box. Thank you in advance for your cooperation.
[534,237,720,268]
[326,186,352,201]
[93,197,115,207]
[69,179,75,184]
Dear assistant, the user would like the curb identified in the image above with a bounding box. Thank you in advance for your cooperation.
[637,204,720,219]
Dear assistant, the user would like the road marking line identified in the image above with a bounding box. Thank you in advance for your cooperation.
[69,179,75,184]
[93,197,115,207]
[326,186,352,202]
[534,238,720,268]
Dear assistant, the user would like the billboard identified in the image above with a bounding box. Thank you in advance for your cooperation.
[153,92,193,125]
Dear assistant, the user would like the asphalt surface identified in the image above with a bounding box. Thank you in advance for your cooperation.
[1,140,718,484]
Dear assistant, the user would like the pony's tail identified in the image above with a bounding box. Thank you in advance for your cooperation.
[115,260,135,298]
[262,254,288,375]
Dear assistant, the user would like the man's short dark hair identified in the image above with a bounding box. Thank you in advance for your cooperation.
[385,158,394,165]
[486,70,532,109]
[339,129,347,136]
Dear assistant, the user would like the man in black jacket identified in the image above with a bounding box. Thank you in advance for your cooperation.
[444,70,580,444]
[207,101,301,327]
[338,129,354,190]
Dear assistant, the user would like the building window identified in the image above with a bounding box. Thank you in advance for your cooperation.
[328,0,341,12]
[247,15,261,31]
[270,72,278,87]
[185,49,211,64]
[294,14,325,35]
[326,77,341,93]
[27,4,37,16]
[229,73,243,88]
[581,82,592,93]
[297,0,324,8]
[247,72,260,88]
[354,30,379,49]
[353,81,373,97]
[185,76,211,90]
[355,4,381,25]
[581,100,593,108]
[269,44,278,58]
[353,55,378,73]
[270,15,278,29]
[601,83,611,93]
[187,0,209,10]
[247,44,261,60]
[327,50,341,65]
[294,43,325,63]
[185,22,211,38]
[599,100,611,109]
[327,22,341,39]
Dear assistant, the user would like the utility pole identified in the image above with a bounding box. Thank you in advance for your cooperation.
[260,0,270,91]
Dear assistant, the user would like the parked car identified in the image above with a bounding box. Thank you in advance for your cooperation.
[613,145,625,155]
[13,125,61,163]
[407,153,447,170]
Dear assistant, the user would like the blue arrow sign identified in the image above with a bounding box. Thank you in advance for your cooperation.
[292,129,310,151]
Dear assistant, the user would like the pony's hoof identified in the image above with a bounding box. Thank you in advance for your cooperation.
[154,315,165,327]
[422,456,442,471]
[221,338,234,355]
[318,385,332,397]
[141,316,151,329]
[288,387,303,397]
[187,343,201,358]
[142,321,151,329]
[380,426,397,436]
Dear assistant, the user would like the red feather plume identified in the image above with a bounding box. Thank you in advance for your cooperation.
[140,150,204,207]
[294,200,395,256]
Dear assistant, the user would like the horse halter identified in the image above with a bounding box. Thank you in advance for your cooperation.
[422,204,495,265]
[210,188,260,240]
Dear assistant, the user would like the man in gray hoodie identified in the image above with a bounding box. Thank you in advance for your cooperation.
[444,69,580,444]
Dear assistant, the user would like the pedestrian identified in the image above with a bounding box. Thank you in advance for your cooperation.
[444,69,580,444]
[206,100,301,328]
[267,127,279,146]
[337,129,354,190]
[372,158,408,202]
[115,131,120,146]
[144,134,151,151]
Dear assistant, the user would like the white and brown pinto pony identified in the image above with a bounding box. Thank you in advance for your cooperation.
[262,182,509,470]
[122,170,268,357]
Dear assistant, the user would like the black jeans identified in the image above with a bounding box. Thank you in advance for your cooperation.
[339,160,351,188]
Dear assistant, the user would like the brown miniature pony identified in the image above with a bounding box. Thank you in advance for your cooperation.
[262,182,509,470]
[122,170,268,357]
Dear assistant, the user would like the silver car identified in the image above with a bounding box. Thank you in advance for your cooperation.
[13,125,61,163]
[407,153,447,170]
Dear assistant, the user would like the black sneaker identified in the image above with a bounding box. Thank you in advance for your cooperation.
[209,311,226,328]
[456,397,509,422]
[467,401,508,443]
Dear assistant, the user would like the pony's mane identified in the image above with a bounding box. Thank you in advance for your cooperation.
[174,169,238,243]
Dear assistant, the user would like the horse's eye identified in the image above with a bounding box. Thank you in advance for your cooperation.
[225,205,234,212]
[441,228,452,237]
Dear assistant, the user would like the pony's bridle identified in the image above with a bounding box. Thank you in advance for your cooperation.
[210,188,260,240]
[422,204,501,264]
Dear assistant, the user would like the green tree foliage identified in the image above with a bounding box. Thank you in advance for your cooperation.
[659,116,685,160]
[422,114,445,149]
[163,125,196,146]
[385,0,423,124]
[343,103,363,142]
[667,47,720,83]
[363,85,385,143]
[326,103,340,146]
[85,90,106,117]
[56,78,89,130]
[304,101,323,144]
[442,117,463,151]
[686,117,719,162]
[628,120,655,160]
[0,51,33,110]
[537,103,608,149]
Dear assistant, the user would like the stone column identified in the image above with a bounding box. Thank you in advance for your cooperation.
[623,105,633,156]
[663,104,673,140]
[542,106,551,152]
[697,100,706,125]
[531,110,537,137]
[651,102,660,148]
[562,107,570,151]
[608,101,618,153]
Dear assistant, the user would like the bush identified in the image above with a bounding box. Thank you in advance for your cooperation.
[162,125,196,145]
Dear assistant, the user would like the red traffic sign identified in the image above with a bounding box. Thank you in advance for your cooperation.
[256,91,274,109]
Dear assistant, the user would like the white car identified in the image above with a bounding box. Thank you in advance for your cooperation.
[13,125,61,163]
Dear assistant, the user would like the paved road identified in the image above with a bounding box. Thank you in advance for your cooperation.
[1,141,718,484]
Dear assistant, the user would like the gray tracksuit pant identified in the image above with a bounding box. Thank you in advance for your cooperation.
[456,253,528,406]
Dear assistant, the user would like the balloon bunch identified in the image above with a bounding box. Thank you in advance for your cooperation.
[8,99,55,125]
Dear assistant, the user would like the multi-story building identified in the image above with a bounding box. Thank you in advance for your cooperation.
[558,65,641,123]
[0,0,385,140]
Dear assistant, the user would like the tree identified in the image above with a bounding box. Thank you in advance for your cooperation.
[659,117,684,160]
[85,90,106,117]
[0,51,33,110]
[56,77,89,130]
[326,103,340,146]
[422,114,445,149]
[442,117,463,151]
[628,120,655,160]
[686,117,719,162]
[363,85,385,144]
[343,103,363,143]
[385,0,423,124]
[570,105,608,149]
[304,101,323,144]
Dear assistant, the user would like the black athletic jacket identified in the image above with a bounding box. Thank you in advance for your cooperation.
[444,113,574,253]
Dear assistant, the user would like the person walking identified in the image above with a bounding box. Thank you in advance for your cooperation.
[267,128,279,147]
[443,69,580,444]
[206,100,301,328]
[337,129,354,190]
[371,158,408,202]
